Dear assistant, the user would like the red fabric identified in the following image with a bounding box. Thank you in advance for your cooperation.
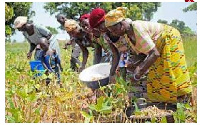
[80,14,90,22]
[89,8,105,28]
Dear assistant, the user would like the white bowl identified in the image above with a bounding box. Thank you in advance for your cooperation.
[79,63,111,82]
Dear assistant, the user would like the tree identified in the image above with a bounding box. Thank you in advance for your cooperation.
[183,2,197,12]
[46,26,58,34]
[170,19,185,32]
[157,19,194,35]
[5,3,14,37]
[182,3,196,35]
[5,2,34,37]
[44,2,160,21]
[182,26,194,35]
[5,3,14,22]
[157,19,168,24]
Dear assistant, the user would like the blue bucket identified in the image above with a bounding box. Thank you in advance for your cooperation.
[29,61,45,76]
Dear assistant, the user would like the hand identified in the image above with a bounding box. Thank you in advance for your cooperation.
[60,67,63,72]
[115,67,120,76]
[79,66,85,72]
[45,70,50,76]
[27,52,32,59]
[63,42,72,49]
[63,46,67,50]
[63,44,69,49]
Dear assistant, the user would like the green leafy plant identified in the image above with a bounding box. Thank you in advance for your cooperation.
[5,36,197,123]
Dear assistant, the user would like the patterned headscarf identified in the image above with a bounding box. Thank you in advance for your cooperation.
[105,7,127,27]
[14,16,28,29]
[64,19,80,32]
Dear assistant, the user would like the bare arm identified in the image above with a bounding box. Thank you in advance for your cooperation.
[93,43,102,64]
[109,42,120,76]
[134,47,160,79]
[104,34,120,76]
[76,40,89,70]
[29,43,36,53]
[123,20,159,79]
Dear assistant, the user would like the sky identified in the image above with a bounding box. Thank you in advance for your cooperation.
[11,2,197,42]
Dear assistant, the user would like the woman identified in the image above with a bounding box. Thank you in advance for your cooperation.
[57,14,81,71]
[65,19,92,71]
[57,15,101,71]
[79,13,91,33]
[79,13,104,64]
[89,8,146,81]
[80,13,112,64]
[104,7,192,103]
[14,16,61,60]
[89,8,121,79]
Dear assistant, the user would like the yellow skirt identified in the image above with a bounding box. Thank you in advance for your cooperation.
[147,26,192,103]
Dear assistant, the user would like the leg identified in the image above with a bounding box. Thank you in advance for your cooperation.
[70,56,79,71]
[54,66,61,84]
[119,67,127,81]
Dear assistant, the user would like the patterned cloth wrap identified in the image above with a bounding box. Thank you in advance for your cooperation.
[146,25,192,103]
[105,7,192,103]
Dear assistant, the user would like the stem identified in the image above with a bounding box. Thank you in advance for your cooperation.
[97,113,101,123]
[28,103,32,122]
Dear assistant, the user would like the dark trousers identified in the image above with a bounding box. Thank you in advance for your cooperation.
[119,67,127,81]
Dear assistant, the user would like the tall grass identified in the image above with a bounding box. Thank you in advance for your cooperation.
[182,36,197,67]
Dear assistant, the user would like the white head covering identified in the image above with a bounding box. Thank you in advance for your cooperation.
[14,16,27,29]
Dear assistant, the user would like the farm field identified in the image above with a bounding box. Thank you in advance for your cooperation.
[5,36,197,123]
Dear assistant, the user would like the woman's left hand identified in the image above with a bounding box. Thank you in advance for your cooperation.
[79,66,85,72]
[27,52,32,59]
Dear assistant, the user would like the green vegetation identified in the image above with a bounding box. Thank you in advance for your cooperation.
[5,36,197,123]
[46,26,58,34]
[157,19,195,35]
[183,2,197,12]
[44,2,160,21]
[158,3,197,36]
[5,2,34,37]
[182,36,197,67]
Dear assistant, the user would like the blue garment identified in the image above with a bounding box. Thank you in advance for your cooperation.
[39,51,61,83]
[118,52,128,68]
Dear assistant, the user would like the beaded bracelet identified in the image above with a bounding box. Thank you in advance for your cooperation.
[133,74,141,81]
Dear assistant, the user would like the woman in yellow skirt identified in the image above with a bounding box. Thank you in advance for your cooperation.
[99,7,192,103]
